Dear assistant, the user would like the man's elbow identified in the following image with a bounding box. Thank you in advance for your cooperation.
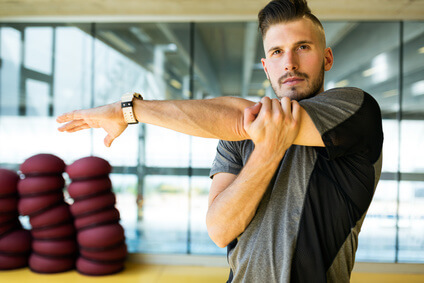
[207,227,232,248]
[206,216,233,248]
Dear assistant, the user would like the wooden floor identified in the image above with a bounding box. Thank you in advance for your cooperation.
[1,262,424,283]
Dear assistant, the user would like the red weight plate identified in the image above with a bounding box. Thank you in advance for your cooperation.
[18,175,65,196]
[29,204,73,229]
[31,222,75,240]
[74,207,120,230]
[76,256,124,276]
[18,193,63,216]
[0,229,31,254]
[0,197,18,213]
[0,212,18,225]
[66,156,111,180]
[70,192,115,217]
[20,154,66,176]
[79,242,127,262]
[0,253,28,270]
[0,168,19,196]
[0,220,21,237]
[32,239,77,257]
[77,223,125,249]
[67,177,112,200]
[29,253,75,273]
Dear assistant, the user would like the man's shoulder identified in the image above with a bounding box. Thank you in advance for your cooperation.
[320,87,365,97]
[310,87,381,111]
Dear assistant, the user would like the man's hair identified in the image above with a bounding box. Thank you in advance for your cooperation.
[258,0,324,41]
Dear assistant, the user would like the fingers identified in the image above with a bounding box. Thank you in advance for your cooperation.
[248,102,262,117]
[291,100,301,122]
[280,97,292,120]
[104,134,115,148]
[243,102,262,129]
[271,98,282,118]
[250,97,297,123]
[56,113,70,124]
[259,96,271,118]
[56,104,124,148]
[244,97,280,127]
[66,124,91,133]
[57,120,87,132]
[56,109,85,123]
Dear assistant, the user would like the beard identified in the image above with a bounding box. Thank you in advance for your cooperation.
[269,62,325,101]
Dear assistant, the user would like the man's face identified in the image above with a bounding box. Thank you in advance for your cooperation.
[261,18,333,101]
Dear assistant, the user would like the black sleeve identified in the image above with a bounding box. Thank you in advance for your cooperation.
[299,87,383,163]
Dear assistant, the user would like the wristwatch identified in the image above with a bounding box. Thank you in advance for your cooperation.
[121,92,143,124]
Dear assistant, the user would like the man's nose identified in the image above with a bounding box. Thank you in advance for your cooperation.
[283,51,299,71]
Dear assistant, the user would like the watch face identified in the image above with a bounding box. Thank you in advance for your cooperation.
[133,93,143,100]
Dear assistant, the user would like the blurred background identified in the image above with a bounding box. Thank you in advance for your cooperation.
[0,0,423,266]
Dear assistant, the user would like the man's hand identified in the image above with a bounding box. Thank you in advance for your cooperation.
[244,96,301,159]
[56,101,127,147]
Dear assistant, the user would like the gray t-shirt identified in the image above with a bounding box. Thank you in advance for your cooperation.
[210,88,383,283]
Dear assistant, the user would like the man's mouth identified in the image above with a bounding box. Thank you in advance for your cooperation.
[282,77,304,86]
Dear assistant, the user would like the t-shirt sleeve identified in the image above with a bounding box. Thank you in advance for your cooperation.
[299,87,383,163]
[209,140,243,178]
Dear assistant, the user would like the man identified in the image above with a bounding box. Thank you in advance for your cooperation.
[57,0,383,282]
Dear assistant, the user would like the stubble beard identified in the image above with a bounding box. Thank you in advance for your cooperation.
[269,62,325,101]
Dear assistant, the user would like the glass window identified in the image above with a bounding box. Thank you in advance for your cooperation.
[189,176,225,255]
[191,137,219,168]
[400,22,424,174]
[26,79,49,116]
[356,181,398,262]
[0,24,94,166]
[398,21,424,263]
[0,27,21,116]
[91,23,193,253]
[193,22,267,99]
[112,173,139,244]
[145,125,191,168]
[398,181,424,263]
[1,21,423,263]
[53,26,93,116]
[24,27,53,75]
[132,175,190,254]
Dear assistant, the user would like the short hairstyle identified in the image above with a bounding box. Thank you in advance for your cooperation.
[258,0,325,44]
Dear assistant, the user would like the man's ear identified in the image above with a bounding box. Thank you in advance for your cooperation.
[324,47,334,71]
[261,58,269,79]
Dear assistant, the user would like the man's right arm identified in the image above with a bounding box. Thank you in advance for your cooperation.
[206,149,283,248]
[206,97,301,248]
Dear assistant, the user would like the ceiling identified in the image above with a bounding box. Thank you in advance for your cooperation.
[0,0,423,21]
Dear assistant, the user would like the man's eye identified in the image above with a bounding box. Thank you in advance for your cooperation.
[299,45,309,50]
[273,50,281,55]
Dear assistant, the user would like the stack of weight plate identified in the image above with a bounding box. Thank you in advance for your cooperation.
[19,154,77,273]
[0,168,31,270]
[66,156,127,276]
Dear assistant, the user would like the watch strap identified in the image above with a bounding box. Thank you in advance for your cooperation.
[121,92,143,124]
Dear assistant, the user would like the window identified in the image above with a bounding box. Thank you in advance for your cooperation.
[1,21,423,262]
